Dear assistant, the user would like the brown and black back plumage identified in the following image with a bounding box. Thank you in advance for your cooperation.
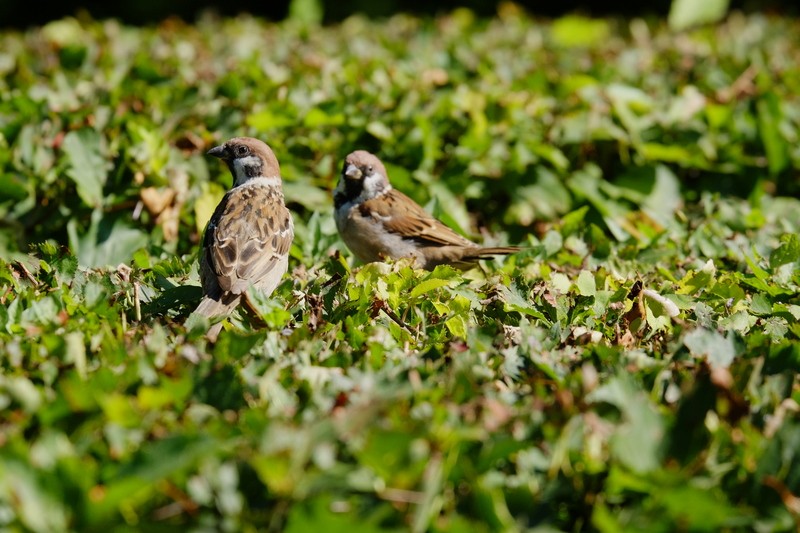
[334,150,518,270]
[196,137,294,339]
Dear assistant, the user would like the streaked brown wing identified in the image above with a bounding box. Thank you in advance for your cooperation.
[232,207,292,290]
[205,187,293,295]
[361,189,474,248]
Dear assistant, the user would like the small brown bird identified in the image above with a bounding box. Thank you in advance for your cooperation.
[333,150,518,270]
[195,137,294,339]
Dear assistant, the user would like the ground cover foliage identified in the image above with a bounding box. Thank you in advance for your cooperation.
[1,7,799,532]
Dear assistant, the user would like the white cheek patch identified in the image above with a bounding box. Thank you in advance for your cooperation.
[233,155,261,172]
[362,172,391,198]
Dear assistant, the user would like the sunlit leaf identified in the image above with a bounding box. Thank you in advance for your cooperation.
[551,16,609,47]
[288,0,323,26]
[668,0,730,31]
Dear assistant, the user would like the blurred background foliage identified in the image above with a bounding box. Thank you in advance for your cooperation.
[0,0,798,27]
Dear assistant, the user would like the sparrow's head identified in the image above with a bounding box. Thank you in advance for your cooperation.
[335,150,391,206]
[208,137,281,187]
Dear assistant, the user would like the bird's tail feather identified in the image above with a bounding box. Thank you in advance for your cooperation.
[194,293,241,317]
[468,246,520,259]
[193,293,242,342]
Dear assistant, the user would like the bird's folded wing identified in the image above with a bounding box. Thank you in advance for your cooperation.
[207,191,293,295]
[362,189,474,248]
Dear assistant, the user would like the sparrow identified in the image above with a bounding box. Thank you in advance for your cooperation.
[195,137,294,339]
[333,150,518,270]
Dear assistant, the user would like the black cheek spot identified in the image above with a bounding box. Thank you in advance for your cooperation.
[245,161,263,178]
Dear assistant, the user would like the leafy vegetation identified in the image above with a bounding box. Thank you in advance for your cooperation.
[1,8,799,532]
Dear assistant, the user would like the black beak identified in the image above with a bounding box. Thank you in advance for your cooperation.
[207,144,226,159]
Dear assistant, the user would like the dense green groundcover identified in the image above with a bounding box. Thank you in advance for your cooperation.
[1,8,799,532]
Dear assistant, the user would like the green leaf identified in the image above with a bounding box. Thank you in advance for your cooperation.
[588,375,664,473]
[743,249,770,281]
[501,285,549,322]
[660,484,748,530]
[677,260,716,295]
[473,474,516,531]
[288,0,323,26]
[683,328,737,368]
[245,288,293,329]
[429,186,471,238]
[0,460,69,532]
[639,143,693,164]
[195,181,225,235]
[409,277,454,299]
[770,233,800,269]
[775,303,800,321]
[763,317,789,342]
[64,332,87,380]
[412,454,445,533]
[560,205,590,237]
[756,93,789,176]
[509,168,572,224]
[749,293,772,316]
[0,173,29,201]
[567,165,635,241]
[576,270,596,297]
[642,165,682,226]
[67,210,148,268]
[643,290,676,332]
[93,435,217,521]
[303,107,344,127]
[445,314,469,338]
[3,376,43,413]
[286,496,398,533]
[592,500,624,533]
[366,121,394,141]
[62,129,110,208]
[247,109,295,131]
[668,0,730,31]
[551,16,609,47]
[550,272,571,293]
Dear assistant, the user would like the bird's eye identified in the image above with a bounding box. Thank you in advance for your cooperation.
[236,145,249,157]
[367,165,374,173]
